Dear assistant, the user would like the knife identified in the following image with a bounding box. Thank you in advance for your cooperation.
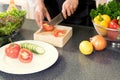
[49,12,64,25]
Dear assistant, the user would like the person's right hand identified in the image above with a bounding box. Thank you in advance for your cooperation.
[34,0,51,28]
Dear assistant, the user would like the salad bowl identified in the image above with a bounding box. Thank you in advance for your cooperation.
[90,0,120,48]
[0,4,26,46]
[92,21,120,48]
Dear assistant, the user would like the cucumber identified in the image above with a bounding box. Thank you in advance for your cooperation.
[20,43,45,55]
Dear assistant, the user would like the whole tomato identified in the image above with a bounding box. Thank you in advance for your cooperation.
[109,19,120,29]
[107,30,120,41]
[43,22,54,31]
[5,43,21,58]
[18,48,33,63]
[107,19,120,41]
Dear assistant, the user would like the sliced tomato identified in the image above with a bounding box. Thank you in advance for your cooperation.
[5,43,21,58]
[18,48,33,63]
[53,29,66,37]
[43,22,54,31]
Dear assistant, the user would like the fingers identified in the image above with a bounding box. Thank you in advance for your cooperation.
[45,11,51,22]
[62,8,67,19]
[34,2,51,28]
[34,6,43,28]
[62,5,74,19]
[62,0,79,19]
[63,5,75,16]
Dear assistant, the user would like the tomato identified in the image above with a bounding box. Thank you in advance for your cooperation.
[107,19,120,41]
[18,48,33,63]
[5,43,21,58]
[43,22,54,31]
[109,19,120,29]
[53,29,65,37]
[107,30,120,41]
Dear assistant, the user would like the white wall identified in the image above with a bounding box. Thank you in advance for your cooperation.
[96,0,112,7]
[0,0,35,19]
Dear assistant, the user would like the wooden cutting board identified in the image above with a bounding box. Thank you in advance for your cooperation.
[34,25,72,47]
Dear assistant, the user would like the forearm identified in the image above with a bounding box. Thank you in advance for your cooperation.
[34,0,44,3]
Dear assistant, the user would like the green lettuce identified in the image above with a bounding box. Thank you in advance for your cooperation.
[0,8,26,36]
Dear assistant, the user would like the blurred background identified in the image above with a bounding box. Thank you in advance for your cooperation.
[0,0,35,19]
[0,0,111,20]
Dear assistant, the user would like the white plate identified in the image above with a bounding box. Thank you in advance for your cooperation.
[0,40,59,74]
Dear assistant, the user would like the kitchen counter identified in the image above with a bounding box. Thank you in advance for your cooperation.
[0,19,120,80]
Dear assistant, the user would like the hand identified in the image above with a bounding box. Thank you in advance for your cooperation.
[62,0,79,19]
[34,0,51,28]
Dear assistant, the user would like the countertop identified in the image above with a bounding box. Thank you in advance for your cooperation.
[0,19,120,80]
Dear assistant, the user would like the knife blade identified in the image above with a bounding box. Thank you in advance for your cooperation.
[49,12,64,25]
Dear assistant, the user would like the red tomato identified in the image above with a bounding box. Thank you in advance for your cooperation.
[54,29,65,37]
[5,43,21,58]
[109,19,120,29]
[43,22,54,31]
[107,30,120,41]
[18,48,33,63]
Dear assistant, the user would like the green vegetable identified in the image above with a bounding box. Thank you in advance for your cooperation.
[90,0,120,19]
[20,43,45,55]
[0,8,26,36]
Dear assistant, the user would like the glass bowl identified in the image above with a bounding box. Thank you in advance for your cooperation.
[0,4,26,46]
[0,19,24,46]
[0,31,18,46]
[92,21,120,48]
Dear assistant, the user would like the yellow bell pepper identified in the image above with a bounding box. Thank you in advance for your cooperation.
[93,14,111,36]
[93,14,111,28]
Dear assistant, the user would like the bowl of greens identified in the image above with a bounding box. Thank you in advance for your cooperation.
[0,5,26,46]
[90,0,120,47]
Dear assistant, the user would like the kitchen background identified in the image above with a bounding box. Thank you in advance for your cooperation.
[0,0,111,19]
[0,0,35,19]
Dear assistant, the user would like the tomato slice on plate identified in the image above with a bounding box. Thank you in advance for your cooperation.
[5,43,21,58]
[18,48,33,63]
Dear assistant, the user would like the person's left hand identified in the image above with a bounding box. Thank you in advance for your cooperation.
[62,0,79,19]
